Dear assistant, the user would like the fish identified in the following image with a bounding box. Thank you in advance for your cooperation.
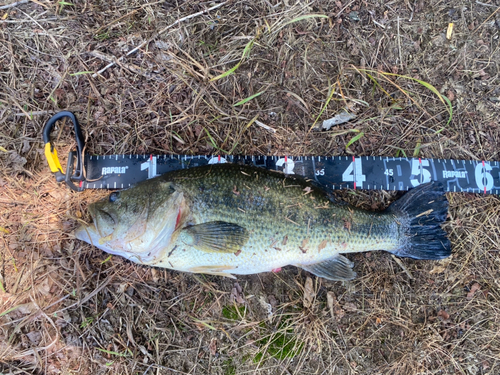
[75,163,451,281]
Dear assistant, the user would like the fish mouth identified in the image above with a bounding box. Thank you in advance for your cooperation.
[74,221,129,257]
[74,222,101,247]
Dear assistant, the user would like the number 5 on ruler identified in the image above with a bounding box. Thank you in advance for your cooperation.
[141,156,158,179]
[342,157,366,188]
[410,159,431,187]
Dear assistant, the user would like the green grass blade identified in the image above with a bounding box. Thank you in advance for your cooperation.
[279,14,328,29]
[233,91,264,106]
[411,77,453,127]
[101,255,112,264]
[211,61,242,81]
[211,40,254,82]
[191,317,217,330]
[204,128,218,150]
[241,39,254,58]
[345,132,364,149]
[0,306,18,317]
[413,140,422,157]
[309,81,336,132]
[364,70,454,128]
[96,348,130,357]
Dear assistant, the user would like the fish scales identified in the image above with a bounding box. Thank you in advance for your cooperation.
[75,163,451,280]
[160,165,397,271]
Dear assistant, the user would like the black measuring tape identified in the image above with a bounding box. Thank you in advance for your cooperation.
[42,112,500,194]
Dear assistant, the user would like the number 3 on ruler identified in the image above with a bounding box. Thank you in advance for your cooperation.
[342,158,366,188]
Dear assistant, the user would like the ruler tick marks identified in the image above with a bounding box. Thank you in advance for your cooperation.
[80,154,499,194]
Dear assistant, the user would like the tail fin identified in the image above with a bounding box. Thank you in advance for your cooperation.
[388,182,451,260]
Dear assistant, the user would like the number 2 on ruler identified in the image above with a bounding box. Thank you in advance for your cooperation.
[342,158,366,188]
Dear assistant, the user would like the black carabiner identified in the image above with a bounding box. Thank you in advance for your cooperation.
[42,111,86,191]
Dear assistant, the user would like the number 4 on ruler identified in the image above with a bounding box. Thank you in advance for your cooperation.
[342,157,366,188]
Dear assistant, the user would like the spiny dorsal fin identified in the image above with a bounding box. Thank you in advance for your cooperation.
[180,221,249,254]
[299,254,356,281]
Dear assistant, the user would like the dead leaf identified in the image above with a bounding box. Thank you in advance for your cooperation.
[437,310,450,320]
[14,302,37,315]
[230,282,245,304]
[268,294,277,309]
[37,278,51,296]
[318,110,357,130]
[22,140,30,154]
[209,338,217,356]
[8,151,27,171]
[26,331,42,345]
[151,268,159,283]
[258,295,273,320]
[343,302,357,312]
[303,277,315,308]
[467,283,480,299]
[429,264,447,274]
[429,256,452,274]
[327,292,335,318]
[336,306,345,319]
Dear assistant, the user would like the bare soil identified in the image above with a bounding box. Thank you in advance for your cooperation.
[1,0,500,374]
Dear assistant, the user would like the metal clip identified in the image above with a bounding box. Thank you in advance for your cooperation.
[42,111,85,191]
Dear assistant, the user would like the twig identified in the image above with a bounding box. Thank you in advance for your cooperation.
[475,1,498,8]
[0,0,28,10]
[92,1,228,78]
[397,16,403,71]
[0,17,58,23]
[93,0,166,35]
[391,255,414,280]
[254,120,276,133]
[89,50,164,81]
[473,5,500,33]
[15,110,51,117]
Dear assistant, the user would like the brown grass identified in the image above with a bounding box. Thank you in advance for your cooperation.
[1,0,500,373]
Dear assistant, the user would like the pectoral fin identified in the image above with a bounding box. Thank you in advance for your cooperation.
[299,255,356,281]
[180,221,249,254]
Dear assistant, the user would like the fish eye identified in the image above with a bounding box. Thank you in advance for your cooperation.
[109,192,120,203]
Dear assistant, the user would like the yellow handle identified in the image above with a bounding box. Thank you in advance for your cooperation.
[44,143,63,173]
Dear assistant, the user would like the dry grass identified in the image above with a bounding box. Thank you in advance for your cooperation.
[1,0,500,373]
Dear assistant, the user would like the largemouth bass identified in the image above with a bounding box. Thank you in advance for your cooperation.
[75,163,451,280]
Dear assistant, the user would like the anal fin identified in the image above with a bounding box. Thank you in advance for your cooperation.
[299,255,356,281]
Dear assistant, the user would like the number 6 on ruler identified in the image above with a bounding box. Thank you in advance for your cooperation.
[475,162,493,192]
[342,157,366,188]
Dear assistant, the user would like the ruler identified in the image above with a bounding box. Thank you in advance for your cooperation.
[80,154,500,194]
[42,111,500,194]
